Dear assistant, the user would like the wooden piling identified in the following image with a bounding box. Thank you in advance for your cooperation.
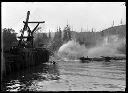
[2,48,50,77]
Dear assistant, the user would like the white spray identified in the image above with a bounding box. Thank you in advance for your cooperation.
[58,35,126,60]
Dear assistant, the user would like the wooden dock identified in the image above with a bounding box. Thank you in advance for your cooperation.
[2,48,50,77]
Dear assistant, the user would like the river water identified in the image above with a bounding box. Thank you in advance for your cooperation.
[1,59,126,91]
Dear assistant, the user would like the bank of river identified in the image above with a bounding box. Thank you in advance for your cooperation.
[1,59,126,91]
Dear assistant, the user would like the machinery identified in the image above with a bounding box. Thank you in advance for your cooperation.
[17,11,45,48]
[3,11,50,75]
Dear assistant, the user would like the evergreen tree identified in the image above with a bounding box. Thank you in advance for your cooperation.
[2,28,18,51]
[49,30,51,40]
[49,27,63,52]
[34,33,42,47]
[34,32,49,47]
[58,27,62,40]
[63,29,68,42]
[67,25,71,40]
[58,27,63,47]
[42,33,49,45]
[63,25,71,43]
[120,19,123,25]
[92,28,94,32]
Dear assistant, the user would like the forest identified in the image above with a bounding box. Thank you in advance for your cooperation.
[2,24,126,55]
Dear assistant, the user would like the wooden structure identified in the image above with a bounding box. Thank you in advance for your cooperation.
[18,11,45,48]
[2,11,50,77]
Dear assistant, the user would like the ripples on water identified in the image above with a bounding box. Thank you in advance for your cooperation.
[1,60,126,91]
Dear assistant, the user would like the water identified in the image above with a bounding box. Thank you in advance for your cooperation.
[1,60,126,91]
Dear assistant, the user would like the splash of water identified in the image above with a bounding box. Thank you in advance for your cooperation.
[58,35,126,60]
[58,40,88,60]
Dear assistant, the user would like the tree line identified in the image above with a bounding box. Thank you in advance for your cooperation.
[2,24,72,53]
[2,24,126,54]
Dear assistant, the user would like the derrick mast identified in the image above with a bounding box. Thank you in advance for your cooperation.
[18,11,45,48]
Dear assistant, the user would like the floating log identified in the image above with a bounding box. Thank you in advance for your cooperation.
[79,55,126,63]
[100,56,111,62]
[79,56,92,63]
[91,57,104,61]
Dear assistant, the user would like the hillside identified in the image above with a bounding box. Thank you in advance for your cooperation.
[33,25,126,54]
[101,25,126,38]
[47,25,126,43]
[69,25,126,47]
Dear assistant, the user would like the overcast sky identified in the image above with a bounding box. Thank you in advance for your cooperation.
[2,2,126,33]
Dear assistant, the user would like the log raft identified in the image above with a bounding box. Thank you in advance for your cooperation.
[79,56,126,63]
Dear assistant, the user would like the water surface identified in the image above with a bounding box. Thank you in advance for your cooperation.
[1,60,126,91]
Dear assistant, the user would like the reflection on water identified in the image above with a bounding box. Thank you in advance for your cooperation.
[1,62,60,91]
[102,61,111,66]
[1,60,126,91]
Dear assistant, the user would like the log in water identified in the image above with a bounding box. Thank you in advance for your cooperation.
[79,56,126,62]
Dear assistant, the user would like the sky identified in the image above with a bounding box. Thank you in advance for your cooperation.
[2,2,126,33]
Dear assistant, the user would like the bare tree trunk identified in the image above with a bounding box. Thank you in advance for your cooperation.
[1,53,6,80]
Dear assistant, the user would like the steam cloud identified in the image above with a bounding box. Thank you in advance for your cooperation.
[58,35,126,60]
